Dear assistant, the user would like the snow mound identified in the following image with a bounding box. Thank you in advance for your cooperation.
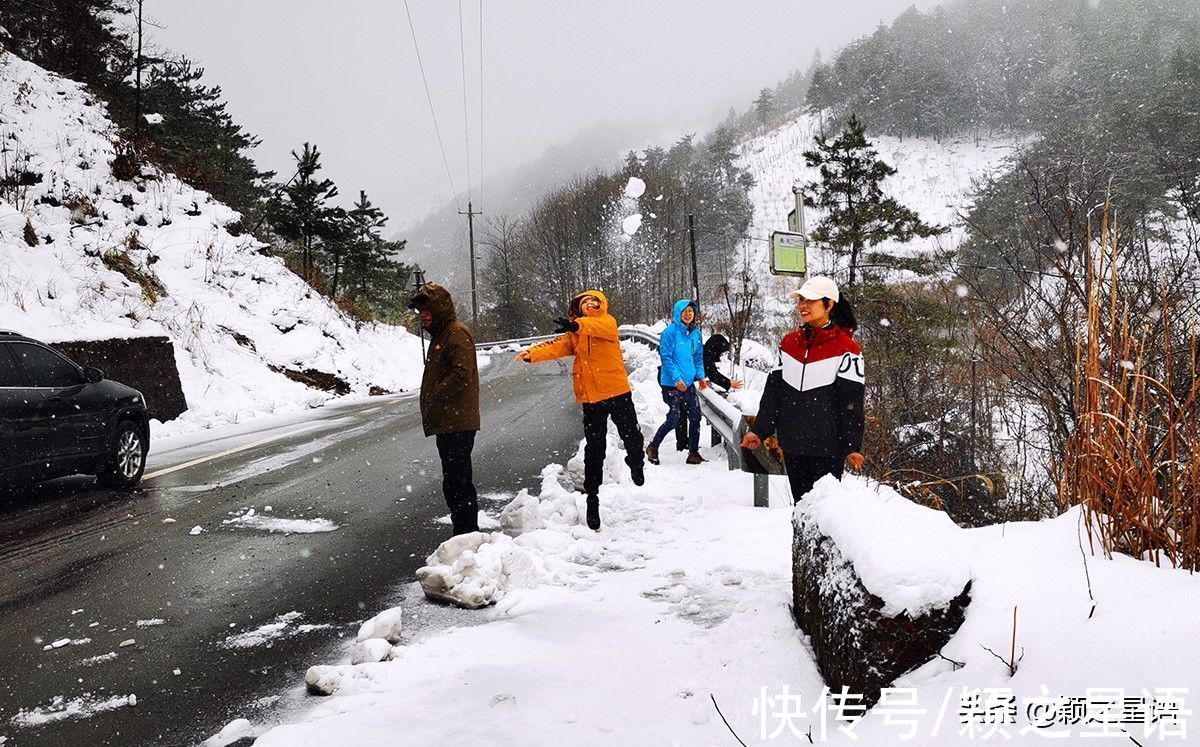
[355,606,403,644]
[202,718,251,747]
[415,532,538,609]
[500,464,586,535]
[350,639,394,665]
[796,475,970,617]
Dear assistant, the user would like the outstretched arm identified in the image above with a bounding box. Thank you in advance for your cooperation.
[574,313,619,341]
[523,334,575,363]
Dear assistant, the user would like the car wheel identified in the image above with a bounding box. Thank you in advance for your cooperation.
[99,420,147,489]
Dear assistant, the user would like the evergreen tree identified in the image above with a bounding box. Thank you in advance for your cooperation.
[137,56,273,215]
[271,143,342,285]
[753,87,774,128]
[803,115,944,287]
[341,190,393,301]
[0,0,128,89]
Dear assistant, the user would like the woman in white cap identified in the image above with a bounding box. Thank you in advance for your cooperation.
[740,276,865,502]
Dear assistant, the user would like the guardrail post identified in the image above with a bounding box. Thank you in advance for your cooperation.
[754,473,769,508]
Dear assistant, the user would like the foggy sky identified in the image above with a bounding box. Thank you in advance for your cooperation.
[149,0,942,227]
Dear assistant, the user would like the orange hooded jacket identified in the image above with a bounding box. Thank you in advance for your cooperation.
[528,289,632,404]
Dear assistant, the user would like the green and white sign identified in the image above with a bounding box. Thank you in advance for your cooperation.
[770,231,807,276]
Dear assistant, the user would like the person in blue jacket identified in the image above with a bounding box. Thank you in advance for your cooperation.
[647,299,709,466]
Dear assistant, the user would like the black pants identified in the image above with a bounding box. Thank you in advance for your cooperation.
[581,393,644,498]
[436,431,479,535]
[674,418,689,450]
[783,453,844,504]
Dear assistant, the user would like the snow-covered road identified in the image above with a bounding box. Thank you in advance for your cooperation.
[0,357,581,745]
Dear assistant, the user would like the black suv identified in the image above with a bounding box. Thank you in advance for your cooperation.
[0,330,149,489]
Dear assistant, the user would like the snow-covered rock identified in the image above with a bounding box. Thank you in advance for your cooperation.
[350,639,393,665]
[304,665,344,696]
[797,475,970,618]
[792,475,972,707]
[415,532,537,609]
[355,607,403,644]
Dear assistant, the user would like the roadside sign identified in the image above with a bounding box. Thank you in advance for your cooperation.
[787,209,797,232]
[770,231,807,276]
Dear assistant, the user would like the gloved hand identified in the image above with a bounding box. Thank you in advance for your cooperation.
[554,317,580,334]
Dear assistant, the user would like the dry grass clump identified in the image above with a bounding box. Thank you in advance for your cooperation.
[101,249,167,305]
[1059,205,1200,571]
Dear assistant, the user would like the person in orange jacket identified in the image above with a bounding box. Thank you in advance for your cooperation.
[515,290,645,531]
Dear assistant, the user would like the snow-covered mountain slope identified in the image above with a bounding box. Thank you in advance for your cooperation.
[734,115,1026,320]
[0,49,422,437]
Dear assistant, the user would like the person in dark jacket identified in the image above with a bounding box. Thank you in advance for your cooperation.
[648,299,708,466]
[741,276,865,502]
[409,283,481,536]
[674,325,742,449]
[702,329,744,393]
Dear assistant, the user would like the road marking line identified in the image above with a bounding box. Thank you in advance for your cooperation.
[144,425,323,480]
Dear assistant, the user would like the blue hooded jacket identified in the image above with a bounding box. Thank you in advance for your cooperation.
[658,299,705,387]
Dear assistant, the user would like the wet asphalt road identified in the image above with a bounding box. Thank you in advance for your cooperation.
[0,357,581,746]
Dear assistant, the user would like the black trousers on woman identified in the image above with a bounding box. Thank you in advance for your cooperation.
[783,453,844,504]
[581,393,644,498]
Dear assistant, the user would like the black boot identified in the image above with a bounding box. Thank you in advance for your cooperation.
[586,494,601,531]
[626,454,645,486]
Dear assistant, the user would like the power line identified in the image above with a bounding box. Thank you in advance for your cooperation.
[457,0,472,204]
[403,0,461,212]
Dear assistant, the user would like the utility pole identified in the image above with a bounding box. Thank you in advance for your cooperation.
[687,213,700,308]
[134,0,144,140]
[459,200,482,327]
[412,265,428,362]
[970,353,980,468]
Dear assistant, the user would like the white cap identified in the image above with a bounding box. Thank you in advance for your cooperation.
[787,275,840,303]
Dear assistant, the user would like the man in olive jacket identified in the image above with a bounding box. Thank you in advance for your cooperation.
[408,283,481,536]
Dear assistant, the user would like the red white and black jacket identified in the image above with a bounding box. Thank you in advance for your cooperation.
[750,323,865,458]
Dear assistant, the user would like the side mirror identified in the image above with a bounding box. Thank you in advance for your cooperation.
[84,367,104,383]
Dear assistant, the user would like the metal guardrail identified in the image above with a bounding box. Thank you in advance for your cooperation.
[475,334,560,350]
[621,326,780,506]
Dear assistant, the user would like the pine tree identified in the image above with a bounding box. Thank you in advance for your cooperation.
[802,114,944,287]
[0,0,128,89]
[753,88,774,128]
[271,143,341,285]
[341,190,390,300]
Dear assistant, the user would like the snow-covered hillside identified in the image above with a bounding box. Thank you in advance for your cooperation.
[734,116,1025,320]
[0,49,423,437]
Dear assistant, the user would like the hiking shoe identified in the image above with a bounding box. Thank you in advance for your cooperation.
[686,452,705,465]
[586,494,601,531]
[645,444,660,465]
[626,455,645,486]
